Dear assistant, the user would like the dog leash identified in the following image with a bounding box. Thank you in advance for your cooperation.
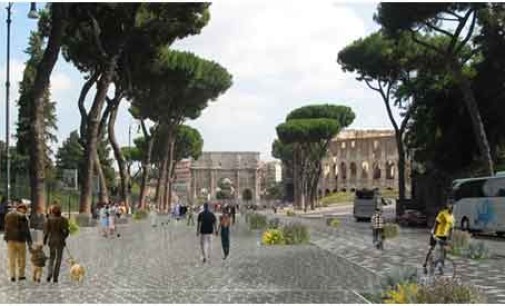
[65,246,74,261]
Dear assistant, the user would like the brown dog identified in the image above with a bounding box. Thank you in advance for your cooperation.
[68,258,85,282]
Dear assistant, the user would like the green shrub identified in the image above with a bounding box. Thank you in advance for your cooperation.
[262,228,285,245]
[381,266,418,291]
[68,218,80,236]
[415,278,486,303]
[383,223,400,239]
[286,209,296,217]
[281,222,309,245]
[248,213,267,230]
[449,230,471,255]
[326,217,340,228]
[133,209,148,220]
[463,241,490,260]
[268,218,280,229]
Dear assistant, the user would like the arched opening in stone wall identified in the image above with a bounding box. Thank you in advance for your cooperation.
[373,162,381,180]
[361,161,369,179]
[325,189,330,196]
[386,161,395,179]
[340,162,347,180]
[350,162,357,180]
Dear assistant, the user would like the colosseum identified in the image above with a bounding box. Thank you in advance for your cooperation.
[318,129,410,196]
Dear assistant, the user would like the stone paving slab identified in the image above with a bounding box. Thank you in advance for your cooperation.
[267,212,505,303]
[0,216,380,303]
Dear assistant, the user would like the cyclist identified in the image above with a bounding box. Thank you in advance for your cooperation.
[423,200,455,274]
[371,207,385,249]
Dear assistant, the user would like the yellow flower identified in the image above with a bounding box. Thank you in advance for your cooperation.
[384,283,419,304]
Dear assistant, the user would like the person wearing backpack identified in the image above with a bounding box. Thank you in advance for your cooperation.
[43,205,69,283]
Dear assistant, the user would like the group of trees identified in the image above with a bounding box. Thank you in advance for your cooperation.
[5,3,232,222]
[338,3,505,212]
[273,105,355,211]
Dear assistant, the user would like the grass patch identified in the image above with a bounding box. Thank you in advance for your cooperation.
[320,192,354,205]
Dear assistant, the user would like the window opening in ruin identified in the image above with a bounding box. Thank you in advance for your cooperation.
[373,162,381,179]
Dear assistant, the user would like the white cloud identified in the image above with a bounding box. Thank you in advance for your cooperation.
[2,2,398,164]
[50,72,72,92]
[176,0,394,159]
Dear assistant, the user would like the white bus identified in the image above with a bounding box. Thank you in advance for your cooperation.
[452,174,505,236]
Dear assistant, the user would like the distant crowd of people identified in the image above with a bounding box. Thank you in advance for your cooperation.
[94,201,127,238]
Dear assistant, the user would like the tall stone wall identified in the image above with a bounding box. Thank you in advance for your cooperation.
[318,129,410,196]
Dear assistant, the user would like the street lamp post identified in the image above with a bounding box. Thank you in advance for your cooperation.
[4,2,38,204]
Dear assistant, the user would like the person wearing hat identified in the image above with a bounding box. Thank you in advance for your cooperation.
[4,203,32,282]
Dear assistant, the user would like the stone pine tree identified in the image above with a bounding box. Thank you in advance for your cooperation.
[130,49,232,211]
[276,105,355,211]
[25,4,70,220]
[375,3,495,176]
[61,3,211,217]
[338,31,422,215]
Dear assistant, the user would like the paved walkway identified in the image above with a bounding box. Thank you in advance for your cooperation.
[265,212,505,303]
[0,215,379,303]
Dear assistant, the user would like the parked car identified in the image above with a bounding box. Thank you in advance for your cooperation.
[398,209,427,227]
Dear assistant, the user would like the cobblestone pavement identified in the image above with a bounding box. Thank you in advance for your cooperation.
[265,212,505,303]
[0,215,380,303]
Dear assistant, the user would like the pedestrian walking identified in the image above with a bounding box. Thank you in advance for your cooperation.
[44,205,70,283]
[0,196,8,230]
[371,208,385,250]
[197,203,217,263]
[29,244,47,283]
[99,204,109,237]
[230,204,236,225]
[4,203,32,282]
[217,212,231,259]
[108,204,117,237]
[187,205,195,226]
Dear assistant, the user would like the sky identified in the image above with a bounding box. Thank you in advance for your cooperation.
[0,1,401,163]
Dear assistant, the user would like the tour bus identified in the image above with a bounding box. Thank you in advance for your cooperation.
[452,173,505,236]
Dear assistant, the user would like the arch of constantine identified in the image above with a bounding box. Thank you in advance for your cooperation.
[318,129,410,196]
[189,152,260,204]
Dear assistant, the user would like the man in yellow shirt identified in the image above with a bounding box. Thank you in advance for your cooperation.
[423,201,455,272]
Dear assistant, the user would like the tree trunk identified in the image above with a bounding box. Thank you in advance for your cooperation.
[293,149,300,209]
[451,62,494,176]
[395,131,407,217]
[93,152,109,204]
[108,102,129,208]
[166,132,176,212]
[79,58,117,214]
[158,155,169,211]
[162,152,171,212]
[139,137,154,209]
[28,4,68,221]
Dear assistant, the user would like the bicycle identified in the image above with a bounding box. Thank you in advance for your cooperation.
[424,235,456,279]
